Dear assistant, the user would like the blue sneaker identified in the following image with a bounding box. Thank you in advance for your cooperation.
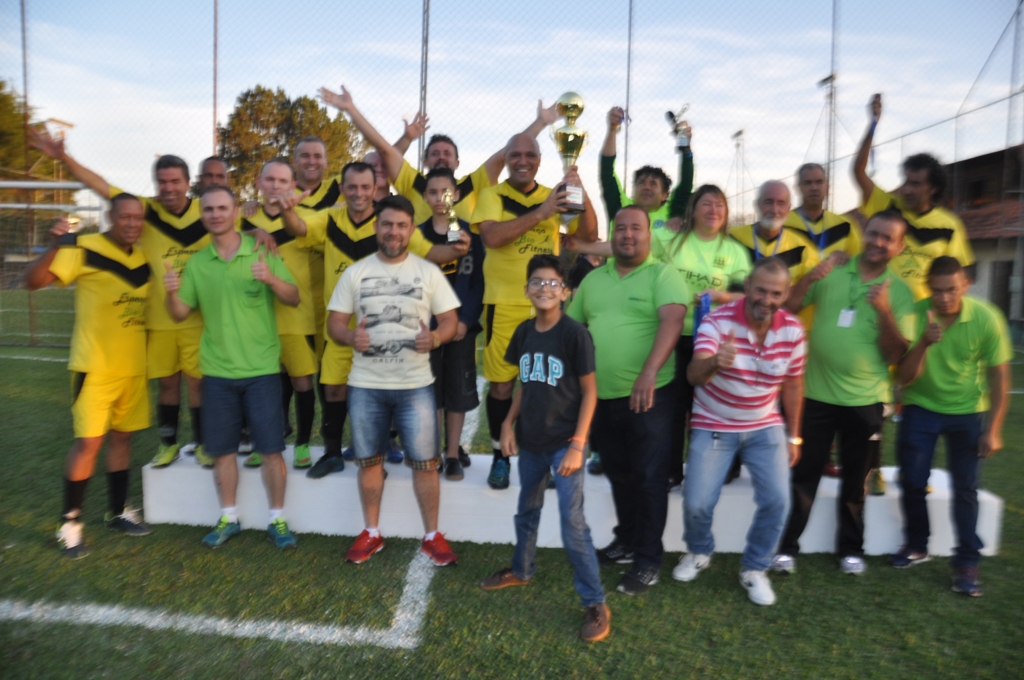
[951,566,983,597]
[386,438,404,464]
[487,458,511,490]
[267,518,297,549]
[342,447,355,461]
[202,515,241,548]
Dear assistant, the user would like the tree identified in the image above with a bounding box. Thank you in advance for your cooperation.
[216,85,364,200]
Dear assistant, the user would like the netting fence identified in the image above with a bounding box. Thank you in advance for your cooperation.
[3,0,1024,346]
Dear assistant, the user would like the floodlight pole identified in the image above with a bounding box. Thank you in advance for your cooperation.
[417,0,430,170]
[624,0,635,181]
[213,0,219,155]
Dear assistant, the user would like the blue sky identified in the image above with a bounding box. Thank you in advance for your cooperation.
[2,0,1020,230]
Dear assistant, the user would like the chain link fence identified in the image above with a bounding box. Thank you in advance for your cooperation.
[3,0,1024,345]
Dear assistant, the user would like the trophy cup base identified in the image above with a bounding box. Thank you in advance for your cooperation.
[447,230,462,244]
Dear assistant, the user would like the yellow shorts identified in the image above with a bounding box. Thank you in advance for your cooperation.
[279,334,318,378]
[320,338,353,385]
[71,372,150,438]
[482,303,534,383]
[147,326,202,379]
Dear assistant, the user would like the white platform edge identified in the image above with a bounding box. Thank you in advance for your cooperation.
[143,449,1002,557]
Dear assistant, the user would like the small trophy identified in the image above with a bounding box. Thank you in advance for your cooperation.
[552,92,588,217]
[665,104,691,150]
[442,188,461,243]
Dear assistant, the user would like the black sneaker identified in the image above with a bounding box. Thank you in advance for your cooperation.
[458,446,472,468]
[596,539,634,565]
[307,453,345,479]
[104,508,152,536]
[616,564,660,596]
[444,457,465,481]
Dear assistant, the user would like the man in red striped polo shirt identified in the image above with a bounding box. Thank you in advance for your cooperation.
[672,257,806,606]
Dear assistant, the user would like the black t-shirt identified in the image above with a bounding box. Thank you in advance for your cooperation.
[504,315,596,454]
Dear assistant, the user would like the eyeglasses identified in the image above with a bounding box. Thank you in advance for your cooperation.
[526,278,566,292]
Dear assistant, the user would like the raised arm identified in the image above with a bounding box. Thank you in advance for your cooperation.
[668,135,695,219]
[272,191,312,236]
[393,111,429,157]
[479,100,562,185]
[319,86,403,183]
[852,94,882,205]
[28,127,111,199]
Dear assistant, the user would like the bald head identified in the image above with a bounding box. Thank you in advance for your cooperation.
[505,133,541,191]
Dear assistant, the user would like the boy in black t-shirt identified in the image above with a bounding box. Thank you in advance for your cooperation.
[479,254,609,643]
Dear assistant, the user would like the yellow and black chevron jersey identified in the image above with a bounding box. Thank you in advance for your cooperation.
[49,232,151,376]
[471,181,580,306]
[728,223,821,283]
[861,187,975,300]
[239,207,314,336]
[299,207,434,304]
[784,209,862,258]
[395,160,492,225]
[297,178,341,334]
[110,186,207,330]
[299,175,343,211]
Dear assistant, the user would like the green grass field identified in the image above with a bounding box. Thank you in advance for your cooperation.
[1,328,1022,677]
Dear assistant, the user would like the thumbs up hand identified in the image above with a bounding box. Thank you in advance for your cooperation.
[923,309,943,346]
[163,261,181,294]
[867,278,890,313]
[353,317,371,353]
[415,319,435,354]
[715,329,738,370]
[251,252,271,283]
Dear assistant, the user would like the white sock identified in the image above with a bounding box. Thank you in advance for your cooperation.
[269,508,284,523]
[222,507,238,523]
[424,531,437,541]
[366,527,380,537]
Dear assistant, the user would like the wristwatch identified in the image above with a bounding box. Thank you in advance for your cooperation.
[787,436,803,446]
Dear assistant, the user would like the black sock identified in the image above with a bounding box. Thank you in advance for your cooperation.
[486,394,512,463]
[322,399,347,458]
[62,477,89,521]
[189,407,202,445]
[389,428,399,441]
[316,377,327,436]
[295,389,315,446]
[158,404,180,446]
[281,373,294,426]
[106,469,129,516]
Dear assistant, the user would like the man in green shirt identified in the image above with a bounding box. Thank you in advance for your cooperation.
[891,256,1011,596]
[775,210,916,576]
[567,205,687,596]
[165,185,301,551]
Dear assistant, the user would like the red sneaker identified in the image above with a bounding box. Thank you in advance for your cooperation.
[346,529,384,564]
[421,532,458,566]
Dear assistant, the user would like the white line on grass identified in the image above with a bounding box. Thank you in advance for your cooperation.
[460,376,488,448]
[0,354,67,362]
[0,552,436,649]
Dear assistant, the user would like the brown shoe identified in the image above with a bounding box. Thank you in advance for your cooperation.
[480,568,530,591]
[581,603,611,642]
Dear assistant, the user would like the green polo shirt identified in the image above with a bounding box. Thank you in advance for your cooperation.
[566,254,687,399]
[803,255,916,406]
[178,234,295,379]
[903,296,1012,414]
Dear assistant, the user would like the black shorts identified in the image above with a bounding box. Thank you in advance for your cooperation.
[429,331,480,413]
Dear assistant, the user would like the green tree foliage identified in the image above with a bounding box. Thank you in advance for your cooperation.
[216,85,364,200]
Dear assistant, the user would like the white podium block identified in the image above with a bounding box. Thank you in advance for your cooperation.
[143,451,1002,557]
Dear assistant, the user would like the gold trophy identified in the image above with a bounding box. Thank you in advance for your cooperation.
[665,104,691,150]
[552,92,588,217]
[441,188,461,243]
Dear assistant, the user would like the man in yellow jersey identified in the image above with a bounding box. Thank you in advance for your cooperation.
[236,159,319,471]
[24,197,153,559]
[278,161,467,478]
[785,163,861,264]
[29,129,210,469]
[318,84,561,225]
[196,156,229,193]
[853,94,975,300]
[473,133,599,489]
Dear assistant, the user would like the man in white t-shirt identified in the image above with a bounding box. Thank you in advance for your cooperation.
[327,195,462,567]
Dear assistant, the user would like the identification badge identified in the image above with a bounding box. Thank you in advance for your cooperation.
[837,308,856,328]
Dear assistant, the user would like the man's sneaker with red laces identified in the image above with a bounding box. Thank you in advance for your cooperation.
[346,529,384,564]
[421,532,458,566]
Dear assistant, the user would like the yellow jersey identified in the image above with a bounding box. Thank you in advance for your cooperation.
[784,209,862,258]
[728,223,821,283]
[49,232,150,376]
[471,181,580,306]
[394,160,493,225]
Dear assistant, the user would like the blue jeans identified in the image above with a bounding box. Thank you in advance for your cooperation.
[511,447,605,607]
[348,385,439,470]
[683,426,790,572]
[202,374,284,457]
[897,405,985,567]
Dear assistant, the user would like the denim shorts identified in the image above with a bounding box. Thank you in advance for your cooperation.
[202,374,285,457]
[348,385,439,470]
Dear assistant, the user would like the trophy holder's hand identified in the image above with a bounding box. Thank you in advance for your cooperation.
[869,93,882,122]
[49,216,72,243]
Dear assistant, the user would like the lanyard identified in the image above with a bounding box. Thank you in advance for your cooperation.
[796,208,829,252]
[752,229,782,260]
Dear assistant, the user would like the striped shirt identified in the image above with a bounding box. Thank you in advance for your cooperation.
[691,299,806,432]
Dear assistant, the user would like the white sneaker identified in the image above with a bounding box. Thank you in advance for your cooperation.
[840,555,866,575]
[769,553,796,574]
[740,570,776,606]
[56,519,88,559]
[672,553,711,582]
